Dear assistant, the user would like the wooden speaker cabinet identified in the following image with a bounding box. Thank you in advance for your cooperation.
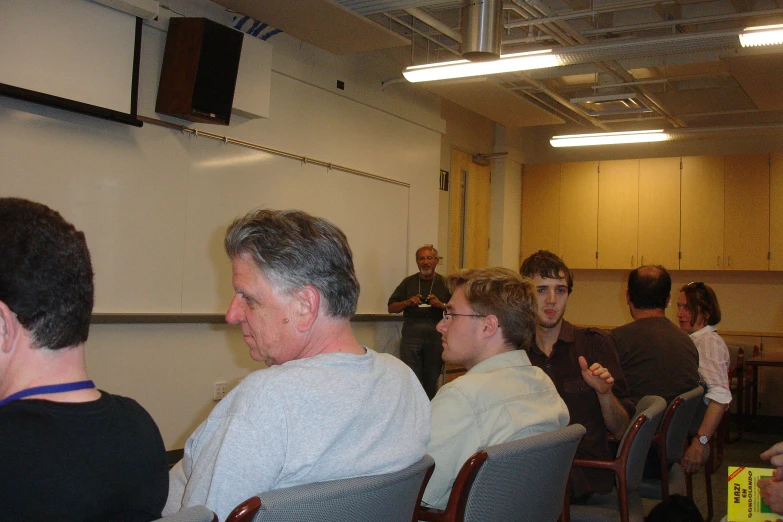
[156,18,243,125]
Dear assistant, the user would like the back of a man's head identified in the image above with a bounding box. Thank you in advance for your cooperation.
[446,267,537,350]
[0,198,94,349]
[520,250,574,294]
[224,209,360,318]
[627,265,671,310]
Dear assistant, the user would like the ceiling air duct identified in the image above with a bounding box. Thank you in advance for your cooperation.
[461,0,503,61]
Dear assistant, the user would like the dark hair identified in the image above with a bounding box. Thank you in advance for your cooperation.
[627,265,671,310]
[446,267,537,350]
[225,209,359,318]
[0,198,94,349]
[680,282,721,326]
[520,250,573,294]
[646,494,704,522]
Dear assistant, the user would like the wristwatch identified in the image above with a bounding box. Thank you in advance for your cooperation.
[696,433,709,445]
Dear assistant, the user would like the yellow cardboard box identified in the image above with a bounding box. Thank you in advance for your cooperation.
[727,466,777,521]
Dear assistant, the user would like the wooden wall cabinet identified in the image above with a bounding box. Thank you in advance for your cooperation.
[521,153,777,272]
[724,154,770,270]
[681,156,725,270]
[521,163,561,262]
[559,161,599,268]
[597,159,639,269]
[771,153,783,270]
[638,157,681,269]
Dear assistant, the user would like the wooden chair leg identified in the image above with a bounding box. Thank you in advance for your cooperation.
[704,470,713,522]
[558,491,571,522]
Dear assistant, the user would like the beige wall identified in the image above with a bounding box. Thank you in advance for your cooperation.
[565,270,783,333]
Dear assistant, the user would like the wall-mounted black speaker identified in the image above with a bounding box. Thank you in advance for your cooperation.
[156,18,243,125]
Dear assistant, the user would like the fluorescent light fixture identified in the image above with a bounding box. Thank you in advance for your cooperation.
[739,24,783,47]
[550,129,669,147]
[402,50,561,83]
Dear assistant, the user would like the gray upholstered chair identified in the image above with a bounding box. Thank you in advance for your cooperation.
[417,424,586,522]
[225,454,435,522]
[639,385,705,500]
[152,505,217,522]
[569,395,667,522]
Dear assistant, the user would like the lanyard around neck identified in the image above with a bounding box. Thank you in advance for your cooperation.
[0,380,96,407]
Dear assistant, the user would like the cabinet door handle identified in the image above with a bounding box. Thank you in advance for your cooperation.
[631,255,634,267]
[641,255,644,265]
[728,255,732,267]
[717,256,721,268]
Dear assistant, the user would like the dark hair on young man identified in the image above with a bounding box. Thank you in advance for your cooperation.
[446,267,537,350]
[0,198,94,349]
[520,250,574,294]
[680,282,721,327]
[627,265,671,310]
[225,209,360,318]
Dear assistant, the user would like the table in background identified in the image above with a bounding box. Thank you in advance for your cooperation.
[747,353,783,421]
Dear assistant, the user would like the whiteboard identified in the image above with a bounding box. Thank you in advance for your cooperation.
[0,97,409,315]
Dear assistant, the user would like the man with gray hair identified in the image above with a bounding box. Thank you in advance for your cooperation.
[388,245,451,398]
[422,267,569,509]
[165,209,431,520]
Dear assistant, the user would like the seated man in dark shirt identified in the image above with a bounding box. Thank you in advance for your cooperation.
[0,198,168,522]
[521,250,634,502]
[611,265,700,406]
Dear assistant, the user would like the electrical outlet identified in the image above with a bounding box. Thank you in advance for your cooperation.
[213,381,229,401]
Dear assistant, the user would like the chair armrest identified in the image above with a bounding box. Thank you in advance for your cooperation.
[225,496,261,522]
[417,505,449,522]
[572,457,620,472]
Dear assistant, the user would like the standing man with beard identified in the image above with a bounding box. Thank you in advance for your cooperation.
[521,250,633,503]
[388,246,451,398]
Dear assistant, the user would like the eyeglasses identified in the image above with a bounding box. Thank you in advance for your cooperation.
[442,312,488,322]
[687,281,705,289]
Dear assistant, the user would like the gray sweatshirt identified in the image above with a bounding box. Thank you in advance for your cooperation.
[164,348,431,520]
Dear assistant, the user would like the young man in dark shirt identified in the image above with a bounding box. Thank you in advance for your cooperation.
[521,250,634,502]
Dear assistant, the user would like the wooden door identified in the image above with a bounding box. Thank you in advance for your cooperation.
[449,149,490,273]
[521,163,561,263]
[597,159,639,269]
[681,156,724,270]
[559,161,599,268]
[724,153,770,270]
[638,157,681,269]
[771,153,783,270]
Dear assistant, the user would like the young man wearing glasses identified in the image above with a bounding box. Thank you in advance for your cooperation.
[421,267,569,510]
[521,250,633,504]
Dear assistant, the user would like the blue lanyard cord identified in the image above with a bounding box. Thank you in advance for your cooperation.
[0,380,96,407]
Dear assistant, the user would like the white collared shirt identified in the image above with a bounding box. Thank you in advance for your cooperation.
[690,325,732,405]
[422,350,570,509]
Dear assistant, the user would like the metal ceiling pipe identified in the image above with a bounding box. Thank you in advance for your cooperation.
[461,0,504,61]
[404,7,462,43]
